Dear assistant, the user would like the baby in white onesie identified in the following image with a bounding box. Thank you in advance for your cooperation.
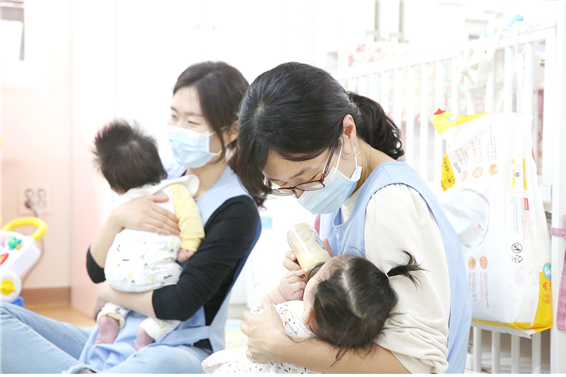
[202,251,425,374]
[92,120,205,350]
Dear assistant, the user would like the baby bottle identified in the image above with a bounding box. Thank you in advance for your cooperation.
[287,223,331,279]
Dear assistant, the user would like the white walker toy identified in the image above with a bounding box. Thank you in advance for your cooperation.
[0,217,47,302]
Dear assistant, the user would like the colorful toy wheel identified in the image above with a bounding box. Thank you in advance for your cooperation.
[1,270,22,302]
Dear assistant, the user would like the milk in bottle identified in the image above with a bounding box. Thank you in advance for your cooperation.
[287,223,331,279]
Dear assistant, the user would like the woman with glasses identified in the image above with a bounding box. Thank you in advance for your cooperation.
[234,62,471,374]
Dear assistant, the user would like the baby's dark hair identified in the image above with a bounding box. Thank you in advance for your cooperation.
[92,119,167,193]
[310,251,424,362]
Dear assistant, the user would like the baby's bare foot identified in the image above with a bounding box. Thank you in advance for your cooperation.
[95,316,120,344]
[133,327,155,350]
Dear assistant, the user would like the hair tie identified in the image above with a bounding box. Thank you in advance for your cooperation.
[384,272,389,278]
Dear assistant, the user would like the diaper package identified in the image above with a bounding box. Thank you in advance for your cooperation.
[434,110,552,336]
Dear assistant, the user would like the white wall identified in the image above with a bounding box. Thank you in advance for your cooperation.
[69,1,118,315]
[1,1,72,290]
[112,0,375,157]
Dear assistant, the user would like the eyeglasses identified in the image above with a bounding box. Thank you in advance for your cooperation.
[264,146,336,197]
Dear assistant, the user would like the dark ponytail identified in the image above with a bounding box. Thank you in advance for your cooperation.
[310,252,424,363]
[386,250,424,286]
[234,62,404,202]
[347,92,404,160]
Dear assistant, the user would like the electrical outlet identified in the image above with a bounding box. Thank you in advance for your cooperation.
[18,182,52,215]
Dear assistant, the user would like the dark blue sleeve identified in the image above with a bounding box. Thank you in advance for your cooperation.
[86,248,106,284]
[152,195,259,322]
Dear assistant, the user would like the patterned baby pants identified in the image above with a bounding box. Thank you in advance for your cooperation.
[100,229,185,341]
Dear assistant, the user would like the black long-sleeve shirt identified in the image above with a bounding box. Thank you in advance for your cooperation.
[86,195,259,327]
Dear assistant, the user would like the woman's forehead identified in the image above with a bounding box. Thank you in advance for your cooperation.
[263,151,325,182]
[171,86,202,115]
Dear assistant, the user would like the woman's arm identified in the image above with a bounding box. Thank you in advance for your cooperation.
[89,216,125,268]
[241,299,409,374]
[364,185,451,374]
[89,195,180,268]
[244,188,449,373]
[152,196,259,321]
[91,196,258,321]
[93,282,156,318]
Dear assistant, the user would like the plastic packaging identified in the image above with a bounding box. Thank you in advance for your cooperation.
[434,110,552,336]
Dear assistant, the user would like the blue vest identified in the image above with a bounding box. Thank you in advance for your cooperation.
[79,166,261,371]
[320,161,471,374]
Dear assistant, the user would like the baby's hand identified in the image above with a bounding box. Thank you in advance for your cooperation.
[279,269,308,301]
[177,248,195,263]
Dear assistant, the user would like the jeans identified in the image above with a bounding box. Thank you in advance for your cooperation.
[0,303,211,374]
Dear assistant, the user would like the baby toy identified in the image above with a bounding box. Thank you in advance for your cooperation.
[0,217,47,302]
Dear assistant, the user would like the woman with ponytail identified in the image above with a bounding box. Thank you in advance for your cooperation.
[235,62,471,374]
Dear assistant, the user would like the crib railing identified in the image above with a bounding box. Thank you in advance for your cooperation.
[333,13,566,374]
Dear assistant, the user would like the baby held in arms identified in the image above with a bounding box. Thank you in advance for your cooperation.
[202,251,424,374]
[92,120,204,350]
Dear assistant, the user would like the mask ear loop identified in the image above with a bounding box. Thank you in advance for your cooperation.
[337,138,360,175]
[322,137,344,177]
[336,137,361,172]
[207,131,222,157]
[335,139,344,170]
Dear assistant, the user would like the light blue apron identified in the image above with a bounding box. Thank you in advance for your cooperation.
[320,161,471,374]
[79,166,261,371]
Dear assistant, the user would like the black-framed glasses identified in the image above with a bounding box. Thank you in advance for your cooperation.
[264,146,336,197]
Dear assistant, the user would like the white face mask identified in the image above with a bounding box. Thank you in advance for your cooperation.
[297,143,362,215]
[167,125,220,168]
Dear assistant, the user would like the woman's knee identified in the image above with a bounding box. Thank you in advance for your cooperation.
[0,303,18,319]
[130,345,209,374]
[0,303,30,323]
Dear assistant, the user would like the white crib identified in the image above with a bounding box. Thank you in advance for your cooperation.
[333,5,566,374]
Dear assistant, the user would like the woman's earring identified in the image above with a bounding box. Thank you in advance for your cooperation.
[355,144,361,157]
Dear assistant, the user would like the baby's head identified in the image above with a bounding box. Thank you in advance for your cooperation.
[302,251,423,362]
[93,119,167,194]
